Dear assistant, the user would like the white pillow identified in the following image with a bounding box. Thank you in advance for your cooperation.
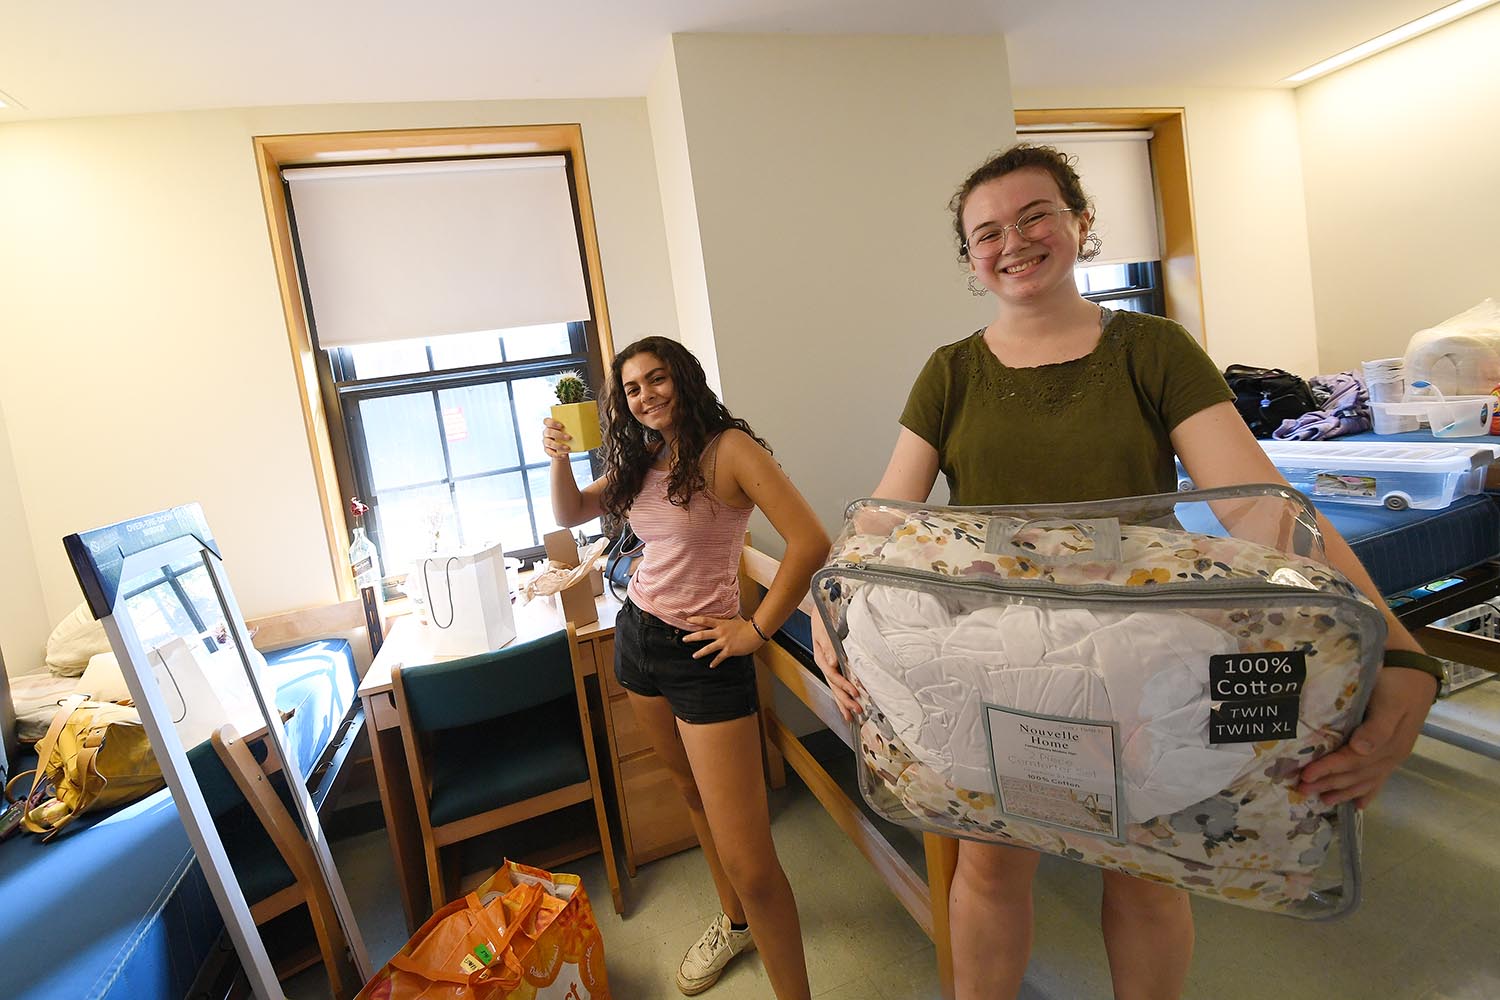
[45,602,111,677]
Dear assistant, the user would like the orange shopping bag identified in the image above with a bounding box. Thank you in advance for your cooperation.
[357,861,609,1000]
[489,860,610,1000]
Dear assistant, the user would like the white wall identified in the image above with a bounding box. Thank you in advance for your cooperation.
[1296,4,1500,374]
[0,98,679,628]
[646,43,721,394]
[658,34,1013,546]
[0,397,49,675]
[1013,86,1321,376]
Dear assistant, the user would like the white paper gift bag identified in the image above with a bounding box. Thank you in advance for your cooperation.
[409,542,518,656]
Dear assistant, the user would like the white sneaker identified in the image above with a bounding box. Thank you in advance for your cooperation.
[676,913,755,995]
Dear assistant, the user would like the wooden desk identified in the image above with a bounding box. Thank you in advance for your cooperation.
[359,590,625,931]
[360,575,795,930]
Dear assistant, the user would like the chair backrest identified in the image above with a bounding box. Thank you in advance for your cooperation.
[397,631,577,734]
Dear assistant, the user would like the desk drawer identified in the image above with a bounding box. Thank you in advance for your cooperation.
[619,752,696,863]
[607,692,651,759]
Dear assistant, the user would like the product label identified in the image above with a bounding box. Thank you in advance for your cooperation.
[1208,651,1306,745]
[1209,696,1300,743]
[351,555,374,579]
[1313,472,1377,498]
[1209,651,1306,700]
[985,705,1123,841]
[459,954,484,974]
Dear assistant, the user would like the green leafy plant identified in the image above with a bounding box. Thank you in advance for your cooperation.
[554,371,589,405]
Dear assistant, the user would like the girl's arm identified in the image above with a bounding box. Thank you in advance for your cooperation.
[683,430,832,668]
[811,428,942,719]
[1172,401,1437,808]
[543,417,609,527]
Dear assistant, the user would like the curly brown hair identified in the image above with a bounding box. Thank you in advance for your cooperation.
[950,143,1094,262]
[598,336,770,517]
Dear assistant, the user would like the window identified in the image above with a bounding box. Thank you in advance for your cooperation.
[328,323,604,574]
[258,126,617,600]
[1076,261,1165,316]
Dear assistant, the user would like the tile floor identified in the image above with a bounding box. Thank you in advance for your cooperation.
[293,705,1500,1000]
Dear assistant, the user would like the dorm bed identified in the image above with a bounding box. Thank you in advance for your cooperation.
[0,630,362,1000]
[741,467,1500,997]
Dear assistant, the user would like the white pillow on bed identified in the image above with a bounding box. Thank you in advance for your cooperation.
[44,602,111,678]
[9,673,81,742]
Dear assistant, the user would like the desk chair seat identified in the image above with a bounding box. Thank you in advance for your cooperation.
[392,630,622,915]
[427,698,590,827]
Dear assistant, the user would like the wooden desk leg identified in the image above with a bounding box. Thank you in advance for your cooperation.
[924,833,959,1000]
[754,658,787,790]
[362,693,428,933]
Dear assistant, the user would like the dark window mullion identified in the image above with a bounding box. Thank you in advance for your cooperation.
[428,387,462,547]
[504,378,542,547]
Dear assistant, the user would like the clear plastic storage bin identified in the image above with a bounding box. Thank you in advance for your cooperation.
[1258,440,1499,511]
[1369,395,1493,437]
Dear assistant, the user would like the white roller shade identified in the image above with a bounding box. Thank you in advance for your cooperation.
[284,156,591,349]
[1041,132,1160,267]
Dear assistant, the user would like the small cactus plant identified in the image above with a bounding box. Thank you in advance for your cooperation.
[554,371,589,405]
[550,371,603,452]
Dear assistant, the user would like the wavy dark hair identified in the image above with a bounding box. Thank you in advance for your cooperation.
[950,143,1094,262]
[599,336,770,516]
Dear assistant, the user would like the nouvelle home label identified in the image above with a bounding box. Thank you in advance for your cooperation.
[1208,651,1306,744]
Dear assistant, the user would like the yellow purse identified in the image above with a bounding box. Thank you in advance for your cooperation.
[4,697,164,841]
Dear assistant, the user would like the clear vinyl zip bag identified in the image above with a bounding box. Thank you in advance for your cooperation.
[811,485,1386,919]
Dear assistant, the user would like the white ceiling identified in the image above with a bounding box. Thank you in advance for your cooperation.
[0,0,1450,120]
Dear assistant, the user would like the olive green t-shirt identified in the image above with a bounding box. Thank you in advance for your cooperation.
[899,309,1233,506]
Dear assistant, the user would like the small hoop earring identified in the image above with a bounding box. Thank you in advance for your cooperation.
[1078,232,1103,263]
[966,274,988,297]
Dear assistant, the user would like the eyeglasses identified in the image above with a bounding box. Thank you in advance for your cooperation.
[963,207,1077,260]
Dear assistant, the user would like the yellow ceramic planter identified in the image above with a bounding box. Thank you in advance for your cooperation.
[551,401,603,452]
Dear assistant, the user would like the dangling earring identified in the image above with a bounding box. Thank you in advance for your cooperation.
[1078,232,1103,263]
[966,274,988,297]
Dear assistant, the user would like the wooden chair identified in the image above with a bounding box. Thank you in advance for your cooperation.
[186,725,356,999]
[391,630,622,916]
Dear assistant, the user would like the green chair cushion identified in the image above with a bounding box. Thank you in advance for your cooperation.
[427,696,591,828]
[399,632,576,733]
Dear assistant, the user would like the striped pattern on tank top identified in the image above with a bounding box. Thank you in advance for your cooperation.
[626,454,754,632]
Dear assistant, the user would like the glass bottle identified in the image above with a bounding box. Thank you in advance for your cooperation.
[349,497,386,652]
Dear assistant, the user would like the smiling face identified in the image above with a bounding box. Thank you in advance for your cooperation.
[962,167,1091,306]
[619,352,676,435]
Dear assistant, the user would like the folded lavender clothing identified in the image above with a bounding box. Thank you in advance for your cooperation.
[1272,371,1371,440]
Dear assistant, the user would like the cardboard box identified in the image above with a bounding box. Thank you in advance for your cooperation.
[543,529,601,627]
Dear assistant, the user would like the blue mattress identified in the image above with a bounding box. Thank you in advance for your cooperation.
[0,638,357,1000]
[1285,428,1500,596]
[1325,493,1500,597]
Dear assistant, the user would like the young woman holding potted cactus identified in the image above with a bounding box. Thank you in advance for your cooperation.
[543,336,827,1000]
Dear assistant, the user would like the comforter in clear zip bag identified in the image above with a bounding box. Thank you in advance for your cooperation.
[812,485,1386,918]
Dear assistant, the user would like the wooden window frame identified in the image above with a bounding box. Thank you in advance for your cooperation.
[253,125,617,600]
[1015,108,1206,347]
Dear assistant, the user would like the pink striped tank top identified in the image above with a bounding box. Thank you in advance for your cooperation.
[627,443,754,631]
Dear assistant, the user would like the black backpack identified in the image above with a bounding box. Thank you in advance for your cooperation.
[1223,364,1318,439]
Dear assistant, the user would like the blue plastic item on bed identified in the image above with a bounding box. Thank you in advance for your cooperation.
[0,638,357,1000]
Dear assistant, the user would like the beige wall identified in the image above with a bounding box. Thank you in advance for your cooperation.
[646,43,721,393]
[0,397,49,675]
[1014,86,1321,375]
[659,34,1013,546]
[1296,5,1500,374]
[0,98,678,629]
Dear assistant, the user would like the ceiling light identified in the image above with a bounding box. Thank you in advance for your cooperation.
[1283,0,1499,84]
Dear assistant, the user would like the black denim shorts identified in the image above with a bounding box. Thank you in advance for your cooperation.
[614,599,759,725]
